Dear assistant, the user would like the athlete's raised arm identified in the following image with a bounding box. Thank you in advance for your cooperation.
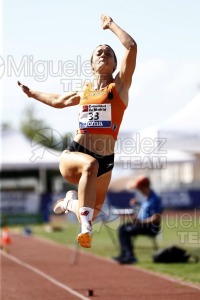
[101,15,137,104]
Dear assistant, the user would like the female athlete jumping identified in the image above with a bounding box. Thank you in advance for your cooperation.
[18,14,137,248]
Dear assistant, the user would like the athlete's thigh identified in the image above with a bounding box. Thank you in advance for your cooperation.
[59,150,98,184]
[93,171,112,219]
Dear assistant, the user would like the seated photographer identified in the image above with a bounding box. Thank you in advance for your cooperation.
[113,175,163,264]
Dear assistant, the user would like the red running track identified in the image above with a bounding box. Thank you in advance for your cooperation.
[1,234,200,300]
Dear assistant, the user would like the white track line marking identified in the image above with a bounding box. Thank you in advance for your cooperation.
[1,251,90,300]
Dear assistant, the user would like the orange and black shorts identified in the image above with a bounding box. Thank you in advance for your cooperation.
[67,141,114,177]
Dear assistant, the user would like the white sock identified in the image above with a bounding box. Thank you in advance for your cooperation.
[79,207,94,234]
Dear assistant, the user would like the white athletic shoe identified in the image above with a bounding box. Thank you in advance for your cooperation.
[53,190,78,214]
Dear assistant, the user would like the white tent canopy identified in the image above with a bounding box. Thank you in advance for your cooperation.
[114,130,195,168]
[136,92,200,153]
[159,92,200,135]
[1,129,60,170]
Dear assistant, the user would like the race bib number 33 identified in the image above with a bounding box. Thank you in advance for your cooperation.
[79,104,111,128]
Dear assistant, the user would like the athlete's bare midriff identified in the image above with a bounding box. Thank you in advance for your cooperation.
[74,133,116,156]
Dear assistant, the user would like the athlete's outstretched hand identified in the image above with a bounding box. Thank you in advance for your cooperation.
[101,14,113,30]
[18,81,31,98]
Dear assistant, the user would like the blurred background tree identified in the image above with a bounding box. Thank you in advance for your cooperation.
[20,104,73,151]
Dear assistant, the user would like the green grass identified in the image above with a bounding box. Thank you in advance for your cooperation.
[16,212,200,285]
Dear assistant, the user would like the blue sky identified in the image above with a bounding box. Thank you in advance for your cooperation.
[2,0,200,136]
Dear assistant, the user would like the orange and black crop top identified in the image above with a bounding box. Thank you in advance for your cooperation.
[77,83,127,140]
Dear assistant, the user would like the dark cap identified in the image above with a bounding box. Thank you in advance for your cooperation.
[130,175,150,189]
